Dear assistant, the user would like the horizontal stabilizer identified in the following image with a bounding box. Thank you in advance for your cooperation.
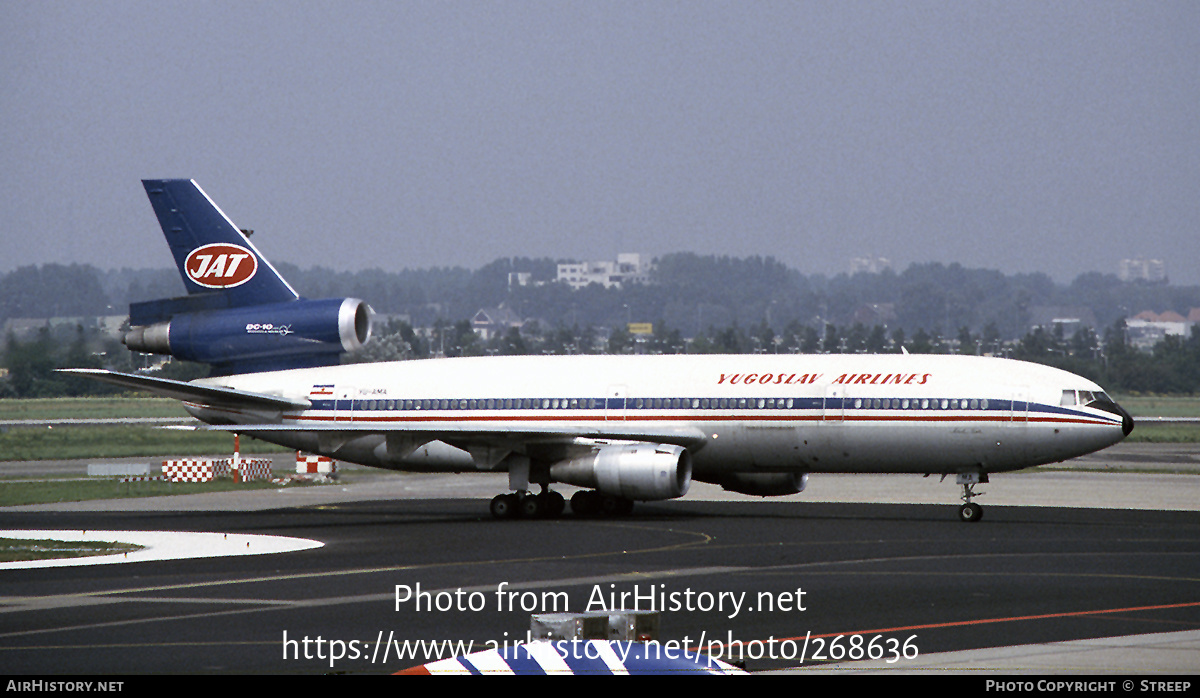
[57,369,311,410]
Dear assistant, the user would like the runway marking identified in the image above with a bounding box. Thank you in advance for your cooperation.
[765,600,1200,644]
[6,520,713,599]
[0,530,323,569]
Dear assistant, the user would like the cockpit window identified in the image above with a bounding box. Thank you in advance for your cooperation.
[1064,390,1114,408]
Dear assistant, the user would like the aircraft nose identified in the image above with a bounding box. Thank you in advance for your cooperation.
[1116,402,1135,437]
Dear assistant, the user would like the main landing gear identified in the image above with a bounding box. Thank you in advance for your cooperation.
[956,472,988,523]
[489,489,565,519]
[488,489,635,519]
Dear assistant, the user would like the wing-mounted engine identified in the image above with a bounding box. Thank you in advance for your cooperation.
[550,442,692,501]
[123,297,372,375]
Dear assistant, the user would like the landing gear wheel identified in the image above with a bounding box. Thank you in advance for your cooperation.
[544,491,566,517]
[956,474,986,523]
[958,502,983,522]
[520,494,542,518]
[570,490,599,516]
[490,493,519,519]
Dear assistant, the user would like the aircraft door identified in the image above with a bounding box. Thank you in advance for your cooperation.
[605,385,627,421]
[1009,391,1029,424]
[822,386,845,422]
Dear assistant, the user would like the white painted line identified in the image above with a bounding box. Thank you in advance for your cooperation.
[0,530,323,569]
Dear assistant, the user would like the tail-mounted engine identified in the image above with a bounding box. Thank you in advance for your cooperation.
[550,443,692,501]
[123,297,372,374]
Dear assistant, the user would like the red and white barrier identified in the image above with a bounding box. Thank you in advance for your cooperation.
[234,458,273,482]
[296,452,337,474]
[162,460,215,483]
[161,457,272,482]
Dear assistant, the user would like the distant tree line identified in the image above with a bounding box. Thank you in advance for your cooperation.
[4,313,1200,398]
[4,256,1200,396]
[5,256,1199,341]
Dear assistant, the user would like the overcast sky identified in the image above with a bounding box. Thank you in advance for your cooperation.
[3,2,1197,284]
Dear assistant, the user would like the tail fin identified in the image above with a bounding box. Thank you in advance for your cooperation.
[124,180,372,374]
[142,179,298,308]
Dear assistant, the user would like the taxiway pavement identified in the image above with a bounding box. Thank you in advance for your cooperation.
[0,443,1197,675]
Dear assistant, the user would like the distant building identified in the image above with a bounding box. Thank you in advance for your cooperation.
[849,257,892,275]
[1028,306,1098,335]
[1125,309,1195,351]
[557,253,653,290]
[1118,258,1167,283]
[507,272,533,288]
[471,306,525,341]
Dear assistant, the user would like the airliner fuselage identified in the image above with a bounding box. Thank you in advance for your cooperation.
[188,353,1130,489]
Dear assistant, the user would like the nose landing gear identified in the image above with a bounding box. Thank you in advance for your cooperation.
[956,472,988,522]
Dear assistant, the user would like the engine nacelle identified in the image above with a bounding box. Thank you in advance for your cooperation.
[550,443,692,501]
[716,472,808,497]
[123,297,372,374]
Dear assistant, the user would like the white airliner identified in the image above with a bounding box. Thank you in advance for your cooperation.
[67,180,1134,522]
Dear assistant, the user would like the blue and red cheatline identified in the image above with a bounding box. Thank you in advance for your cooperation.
[396,640,745,675]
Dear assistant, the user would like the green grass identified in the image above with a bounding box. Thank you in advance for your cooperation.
[0,475,305,507]
[0,397,187,421]
[1116,395,1200,419]
[0,537,142,562]
[1111,395,1200,442]
[1123,422,1200,443]
[0,424,289,461]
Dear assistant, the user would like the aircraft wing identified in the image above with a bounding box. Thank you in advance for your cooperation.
[61,368,706,454]
[57,369,311,411]
[201,421,710,449]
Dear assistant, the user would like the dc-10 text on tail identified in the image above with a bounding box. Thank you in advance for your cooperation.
[67,180,1134,522]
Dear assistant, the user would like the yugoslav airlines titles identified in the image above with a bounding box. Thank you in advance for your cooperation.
[717,372,932,385]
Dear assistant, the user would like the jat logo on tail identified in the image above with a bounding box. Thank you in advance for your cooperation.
[185,243,258,288]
